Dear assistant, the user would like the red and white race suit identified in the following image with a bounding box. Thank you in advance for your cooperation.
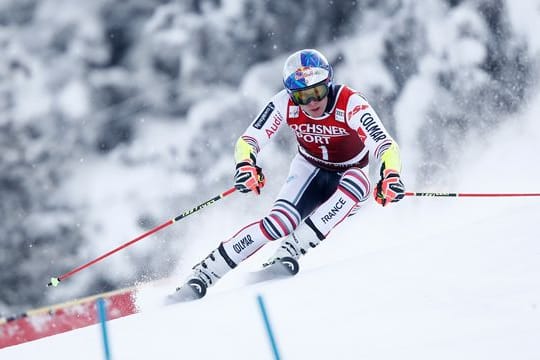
[220,85,401,265]
[240,85,395,172]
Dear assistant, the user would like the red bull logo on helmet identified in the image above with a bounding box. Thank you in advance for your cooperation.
[294,66,314,80]
[294,66,327,85]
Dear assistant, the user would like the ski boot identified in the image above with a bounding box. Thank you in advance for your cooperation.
[170,245,235,302]
[263,218,324,270]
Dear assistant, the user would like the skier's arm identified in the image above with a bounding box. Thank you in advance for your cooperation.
[234,136,266,194]
[233,91,288,193]
[234,137,258,165]
[234,90,288,164]
[346,94,405,206]
[379,142,402,174]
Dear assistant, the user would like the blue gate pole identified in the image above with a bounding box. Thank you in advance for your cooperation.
[97,298,112,360]
[256,294,282,360]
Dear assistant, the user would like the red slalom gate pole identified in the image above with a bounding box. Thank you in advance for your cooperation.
[405,192,540,198]
[48,187,237,287]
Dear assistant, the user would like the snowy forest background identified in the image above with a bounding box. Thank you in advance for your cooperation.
[1,0,539,315]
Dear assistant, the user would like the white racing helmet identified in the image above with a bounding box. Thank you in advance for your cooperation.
[282,49,334,105]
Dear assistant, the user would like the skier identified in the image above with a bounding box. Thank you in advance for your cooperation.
[178,49,405,298]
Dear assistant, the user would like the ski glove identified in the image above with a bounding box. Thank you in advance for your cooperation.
[374,169,405,206]
[234,162,266,194]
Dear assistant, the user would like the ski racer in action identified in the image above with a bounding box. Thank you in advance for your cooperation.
[178,49,405,298]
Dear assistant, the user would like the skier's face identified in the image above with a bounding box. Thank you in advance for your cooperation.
[300,96,328,117]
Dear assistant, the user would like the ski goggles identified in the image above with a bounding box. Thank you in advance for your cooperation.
[290,82,330,105]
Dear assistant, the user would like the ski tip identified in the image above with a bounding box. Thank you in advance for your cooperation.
[165,278,207,305]
[187,278,207,298]
[261,257,300,275]
[280,257,300,275]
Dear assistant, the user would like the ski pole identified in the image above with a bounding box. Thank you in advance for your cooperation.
[48,187,237,287]
[405,192,540,198]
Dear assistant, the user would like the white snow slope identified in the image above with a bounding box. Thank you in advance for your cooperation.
[3,101,540,359]
[4,44,540,360]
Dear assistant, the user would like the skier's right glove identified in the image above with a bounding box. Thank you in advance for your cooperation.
[234,162,266,194]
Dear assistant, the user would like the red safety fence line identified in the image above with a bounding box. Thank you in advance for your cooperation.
[0,287,138,349]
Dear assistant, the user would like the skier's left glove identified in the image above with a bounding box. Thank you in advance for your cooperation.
[234,162,266,194]
[374,169,405,206]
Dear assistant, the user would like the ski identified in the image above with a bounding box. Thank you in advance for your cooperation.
[164,278,207,305]
[246,256,300,284]
[164,257,300,305]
